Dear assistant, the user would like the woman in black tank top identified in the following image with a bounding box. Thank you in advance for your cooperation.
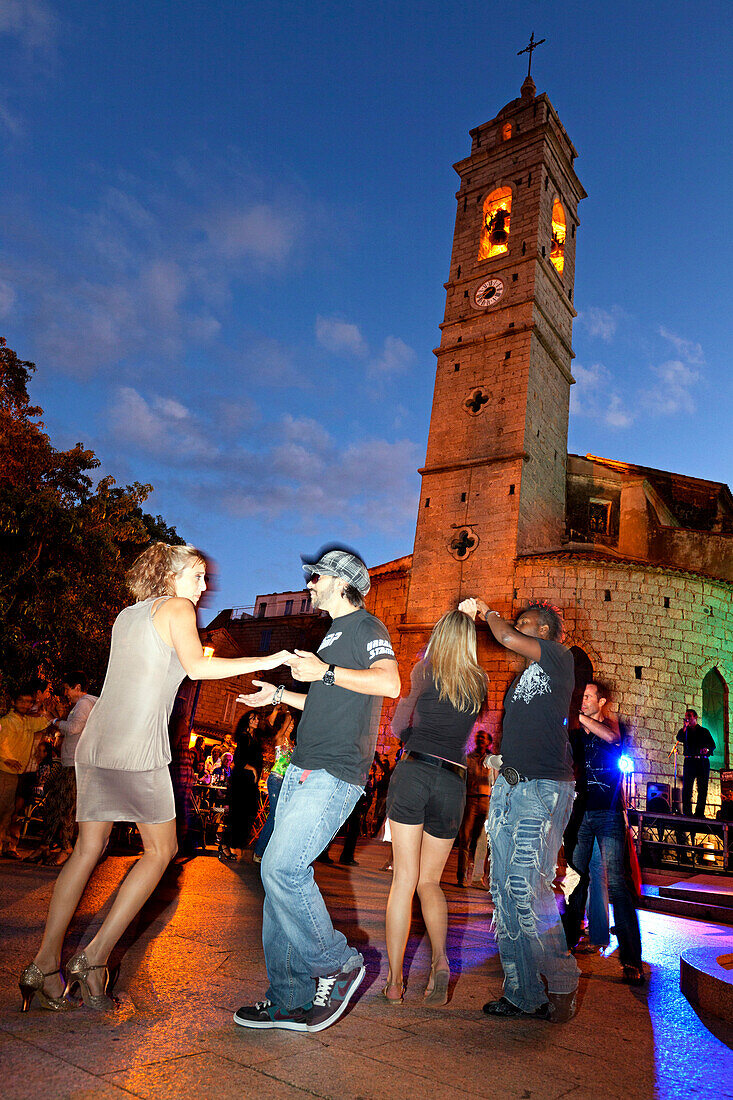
[383,610,487,1006]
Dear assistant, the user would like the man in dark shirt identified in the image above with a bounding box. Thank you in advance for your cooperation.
[563,681,643,985]
[676,708,715,818]
[460,598,579,1023]
[234,549,400,1034]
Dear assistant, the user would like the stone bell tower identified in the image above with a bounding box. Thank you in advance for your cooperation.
[403,70,586,642]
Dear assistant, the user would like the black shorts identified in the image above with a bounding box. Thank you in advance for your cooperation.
[387,757,466,839]
[17,772,38,802]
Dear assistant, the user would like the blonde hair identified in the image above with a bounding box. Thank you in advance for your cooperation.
[425,610,487,714]
[125,542,208,601]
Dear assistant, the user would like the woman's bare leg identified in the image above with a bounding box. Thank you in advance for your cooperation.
[79,819,177,993]
[385,820,423,995]
[416,832,455,985]
[32,820,113,997]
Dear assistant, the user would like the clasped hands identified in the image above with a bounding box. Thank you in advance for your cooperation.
[237,648,329,708]
[458,597,490,620]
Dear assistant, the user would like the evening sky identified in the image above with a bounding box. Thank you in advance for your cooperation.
[2,1,731,616]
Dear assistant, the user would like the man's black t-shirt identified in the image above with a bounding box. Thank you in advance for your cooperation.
[291,608,395,785]
[676,724,715,758]
[571,727,625,811]
[501,638,574,781]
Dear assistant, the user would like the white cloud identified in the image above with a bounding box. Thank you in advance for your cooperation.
[106,387,420,537]
[315,316,367,357]
[368,335,417,376]
[108,387,218,461]
[642,359,699,416]
[570,362,634,428]
[0,0,56,51]
[0,279,17,318]
[205,203,299,264]
[659,326,704,366]
[578,307,618,342]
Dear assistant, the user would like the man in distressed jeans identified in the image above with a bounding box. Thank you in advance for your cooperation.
[460,598,579,1022]
[235,548,400,1033]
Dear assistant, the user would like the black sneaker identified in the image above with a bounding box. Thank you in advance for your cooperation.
[305,965,365,1032]
[622,965,645,987]
[483,996,553,1020]
[233,999,309,1031]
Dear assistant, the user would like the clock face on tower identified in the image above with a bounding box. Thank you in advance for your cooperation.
[473,277,505,309]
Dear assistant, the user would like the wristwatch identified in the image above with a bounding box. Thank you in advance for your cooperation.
[322,663,336,687]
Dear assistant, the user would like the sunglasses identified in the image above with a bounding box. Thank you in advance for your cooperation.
[306,573,321,585]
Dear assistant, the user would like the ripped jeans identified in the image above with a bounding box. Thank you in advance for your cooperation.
[488,775,579,1012]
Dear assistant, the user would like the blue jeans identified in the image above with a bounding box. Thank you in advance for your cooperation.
[566,809,642,967]
[488,776,579,1013]
[253,772,283,858]
[588,839,609,945]
[261,764,364,1010]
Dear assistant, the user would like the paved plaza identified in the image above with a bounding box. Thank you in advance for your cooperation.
[1,842,731,1099]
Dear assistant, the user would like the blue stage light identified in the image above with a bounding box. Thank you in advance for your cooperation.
[618,754,634,774]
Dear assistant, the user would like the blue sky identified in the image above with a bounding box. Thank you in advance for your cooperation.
[2,1,731,617]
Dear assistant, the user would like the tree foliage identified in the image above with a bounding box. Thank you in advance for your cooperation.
[0,338,182,693]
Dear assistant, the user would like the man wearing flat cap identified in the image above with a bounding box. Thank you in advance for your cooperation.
[235,548,400,1034]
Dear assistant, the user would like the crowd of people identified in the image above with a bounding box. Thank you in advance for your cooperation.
[3,538,668,1032]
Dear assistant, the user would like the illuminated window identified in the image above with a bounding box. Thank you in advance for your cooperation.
[502,123,512,141]
[588,498,611,534]
[550,199,566,276]
[478,186,512,261]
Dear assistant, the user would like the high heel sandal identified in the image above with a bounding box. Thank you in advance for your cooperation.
[381,981,405,1005]
[423,966,450,1006]
[19,963,74,1012]
[64,952,114,1011]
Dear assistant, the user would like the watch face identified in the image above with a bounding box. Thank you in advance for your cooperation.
[474,278,505,308]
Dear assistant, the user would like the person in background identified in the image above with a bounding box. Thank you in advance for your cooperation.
[219,713,263,862]
[384,610,487,1006]
[457,729,494,887]
[28,673,97,866]
[252,706,295,864]
[676,708,715,818]
[0,688,53,858]
[564,681,643,986]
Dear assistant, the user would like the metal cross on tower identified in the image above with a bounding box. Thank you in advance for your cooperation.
[517,32,546,78]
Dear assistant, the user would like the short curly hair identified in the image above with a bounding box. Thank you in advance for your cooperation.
[519,601,564,641]
[126,542,208,601]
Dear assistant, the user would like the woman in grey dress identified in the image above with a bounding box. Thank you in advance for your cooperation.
[19,542,289,1012]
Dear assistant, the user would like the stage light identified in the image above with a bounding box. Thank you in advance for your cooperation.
[618,754,634,774]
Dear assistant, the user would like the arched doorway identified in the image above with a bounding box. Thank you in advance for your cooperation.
[702,667,728,771]
[570,646,594,730]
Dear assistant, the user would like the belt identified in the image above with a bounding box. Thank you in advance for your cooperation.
[499,765,529,786]
[403,750,466,780]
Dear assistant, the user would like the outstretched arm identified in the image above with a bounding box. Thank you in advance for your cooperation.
[238,681,307,712]
[459,598,541,662]
[166,599,291,680]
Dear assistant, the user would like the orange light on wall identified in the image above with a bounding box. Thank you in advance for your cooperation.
[502,123,512,141]
[478,186,512,261]
[550,199,566,276]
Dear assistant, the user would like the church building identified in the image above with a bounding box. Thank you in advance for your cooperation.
[200,73,733,811]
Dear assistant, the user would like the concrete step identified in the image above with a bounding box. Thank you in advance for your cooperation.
[659,873,733,910]
[639,890,733,926]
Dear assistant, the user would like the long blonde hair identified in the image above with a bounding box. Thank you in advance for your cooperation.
[125,542,208,601]
[425,610,487,713]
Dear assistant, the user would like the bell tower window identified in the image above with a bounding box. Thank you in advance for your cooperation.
[478,186,512,261]
[502,123,512,141]
[550,198,566,276]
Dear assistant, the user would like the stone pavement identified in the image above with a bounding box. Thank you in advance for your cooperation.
[1,841,732,1100]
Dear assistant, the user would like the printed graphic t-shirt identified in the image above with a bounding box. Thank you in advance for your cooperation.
[291,608,396,785]
[500,638,574,781]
